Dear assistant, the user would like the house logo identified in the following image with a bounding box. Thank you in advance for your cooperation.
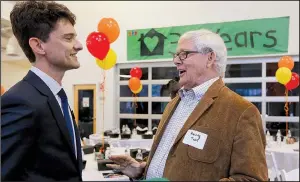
[138,28,167,56]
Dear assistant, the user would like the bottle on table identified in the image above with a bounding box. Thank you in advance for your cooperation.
[105,147,111,159]
[125,146,130,156]
[276,130,282,146]
[136,149,143,161]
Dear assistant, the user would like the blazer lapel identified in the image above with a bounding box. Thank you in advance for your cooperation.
[146,96,180,170]
[154,96,180,143]
[70,108,83,173]
[47,96,76,160]
[23,71,77,163]
[172,78,225,148]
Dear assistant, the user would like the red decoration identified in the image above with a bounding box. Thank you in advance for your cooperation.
[86,32,110,60]
[130,67,142,79]
[285,72,299,90]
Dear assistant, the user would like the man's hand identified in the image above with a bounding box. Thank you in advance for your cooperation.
[106,155,146,179]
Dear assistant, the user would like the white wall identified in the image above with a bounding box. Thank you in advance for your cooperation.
[1,1,14,20]
[61,1,299,64]
[1,61,31,89]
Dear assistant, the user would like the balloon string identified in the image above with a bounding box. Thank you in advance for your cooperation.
[100,70,106,152]
[133,93,138,127]
[284,89,289,136]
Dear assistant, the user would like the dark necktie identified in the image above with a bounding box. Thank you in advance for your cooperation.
[58,88,77,157]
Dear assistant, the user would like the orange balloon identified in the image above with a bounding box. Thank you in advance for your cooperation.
[131,85,143,94]
[129,77,141,91]
[278,56,294,70]
[97,18,120,43]
[1,85,5,96]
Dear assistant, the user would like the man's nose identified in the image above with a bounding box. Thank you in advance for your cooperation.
[74,39,83,51]
[173,59,182,66]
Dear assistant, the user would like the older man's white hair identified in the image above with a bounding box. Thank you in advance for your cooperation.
[179,29,227,77]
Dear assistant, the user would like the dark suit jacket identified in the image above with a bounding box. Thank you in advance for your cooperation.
[1,71,83,181]
[144,78,268,181]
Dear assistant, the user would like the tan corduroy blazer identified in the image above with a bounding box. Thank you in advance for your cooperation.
[144,78,268,181]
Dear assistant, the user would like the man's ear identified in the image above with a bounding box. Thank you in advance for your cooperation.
[29,38,46,55]
[207,52,216,68]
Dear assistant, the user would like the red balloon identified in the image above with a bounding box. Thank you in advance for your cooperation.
[285,72,299,90]
[130,67,142,79]
[86,32,110,60]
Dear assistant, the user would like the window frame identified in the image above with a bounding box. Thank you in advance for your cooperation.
[116,55,299,133]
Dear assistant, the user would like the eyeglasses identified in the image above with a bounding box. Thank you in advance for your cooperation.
[170,48,214,64]
[170,50,199,62]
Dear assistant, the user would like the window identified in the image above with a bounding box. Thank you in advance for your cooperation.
[226,83,262,96]
[266,82,299,96]
[225,63,261,77]
[152,102,169,114]
[120,101,148,114]
[152,84,165,97]
[266,102,299,116]
[117,56,299,137]
[266,62,299,77]
[120,119,148,132]
[152,67,178,80]
[120,68,149,80]
[266,122,299,138]
[120,85,148,97]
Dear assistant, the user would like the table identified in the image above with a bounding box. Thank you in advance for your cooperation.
[266,142,299,172]
[108,138,153,149]
[285,168,299,181]
[88,134,154,149]
[82,154,129,181]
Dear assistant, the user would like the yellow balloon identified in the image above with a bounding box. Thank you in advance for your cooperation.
[132,85,143,94]
[275,67,292,84]
[96,49,117,70]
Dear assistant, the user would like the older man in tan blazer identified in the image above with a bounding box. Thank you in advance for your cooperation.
[108,29,268,181]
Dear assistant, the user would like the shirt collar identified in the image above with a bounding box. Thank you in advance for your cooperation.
[30,66,62,95]
[178,77,220,100]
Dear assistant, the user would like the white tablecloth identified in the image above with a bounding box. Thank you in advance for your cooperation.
[87,134,154,149]
[285,168,299,181]
[82,154,129,181]
[266,142,299,172]
[108,138,153,149]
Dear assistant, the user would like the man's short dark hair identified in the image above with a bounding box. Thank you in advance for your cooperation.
[10,1,76,63]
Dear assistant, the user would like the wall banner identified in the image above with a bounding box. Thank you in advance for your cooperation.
[127,16,289,61]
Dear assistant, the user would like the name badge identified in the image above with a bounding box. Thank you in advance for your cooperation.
[183,130,208,150]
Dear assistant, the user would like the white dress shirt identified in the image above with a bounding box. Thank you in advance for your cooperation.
[30,66,78,158]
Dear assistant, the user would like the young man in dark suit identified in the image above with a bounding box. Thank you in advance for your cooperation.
[1,1,84,181]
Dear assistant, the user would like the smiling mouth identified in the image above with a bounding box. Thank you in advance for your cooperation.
[179,70,186,77]
[70,53,77,57]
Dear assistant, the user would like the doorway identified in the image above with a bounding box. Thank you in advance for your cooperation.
[74,84,96,139]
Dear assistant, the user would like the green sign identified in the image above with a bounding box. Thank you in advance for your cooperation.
[127,16,289,61]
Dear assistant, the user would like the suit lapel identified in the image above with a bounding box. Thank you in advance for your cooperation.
[146,96,180,170]
[47,96,76,160]
[70,108,83,173]
[23,71,78,164]
[154,96,180,142]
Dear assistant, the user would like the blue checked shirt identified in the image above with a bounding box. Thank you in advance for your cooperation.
[146,77,219,179]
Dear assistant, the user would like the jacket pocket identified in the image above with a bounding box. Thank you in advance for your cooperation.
[187,125,221,163]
